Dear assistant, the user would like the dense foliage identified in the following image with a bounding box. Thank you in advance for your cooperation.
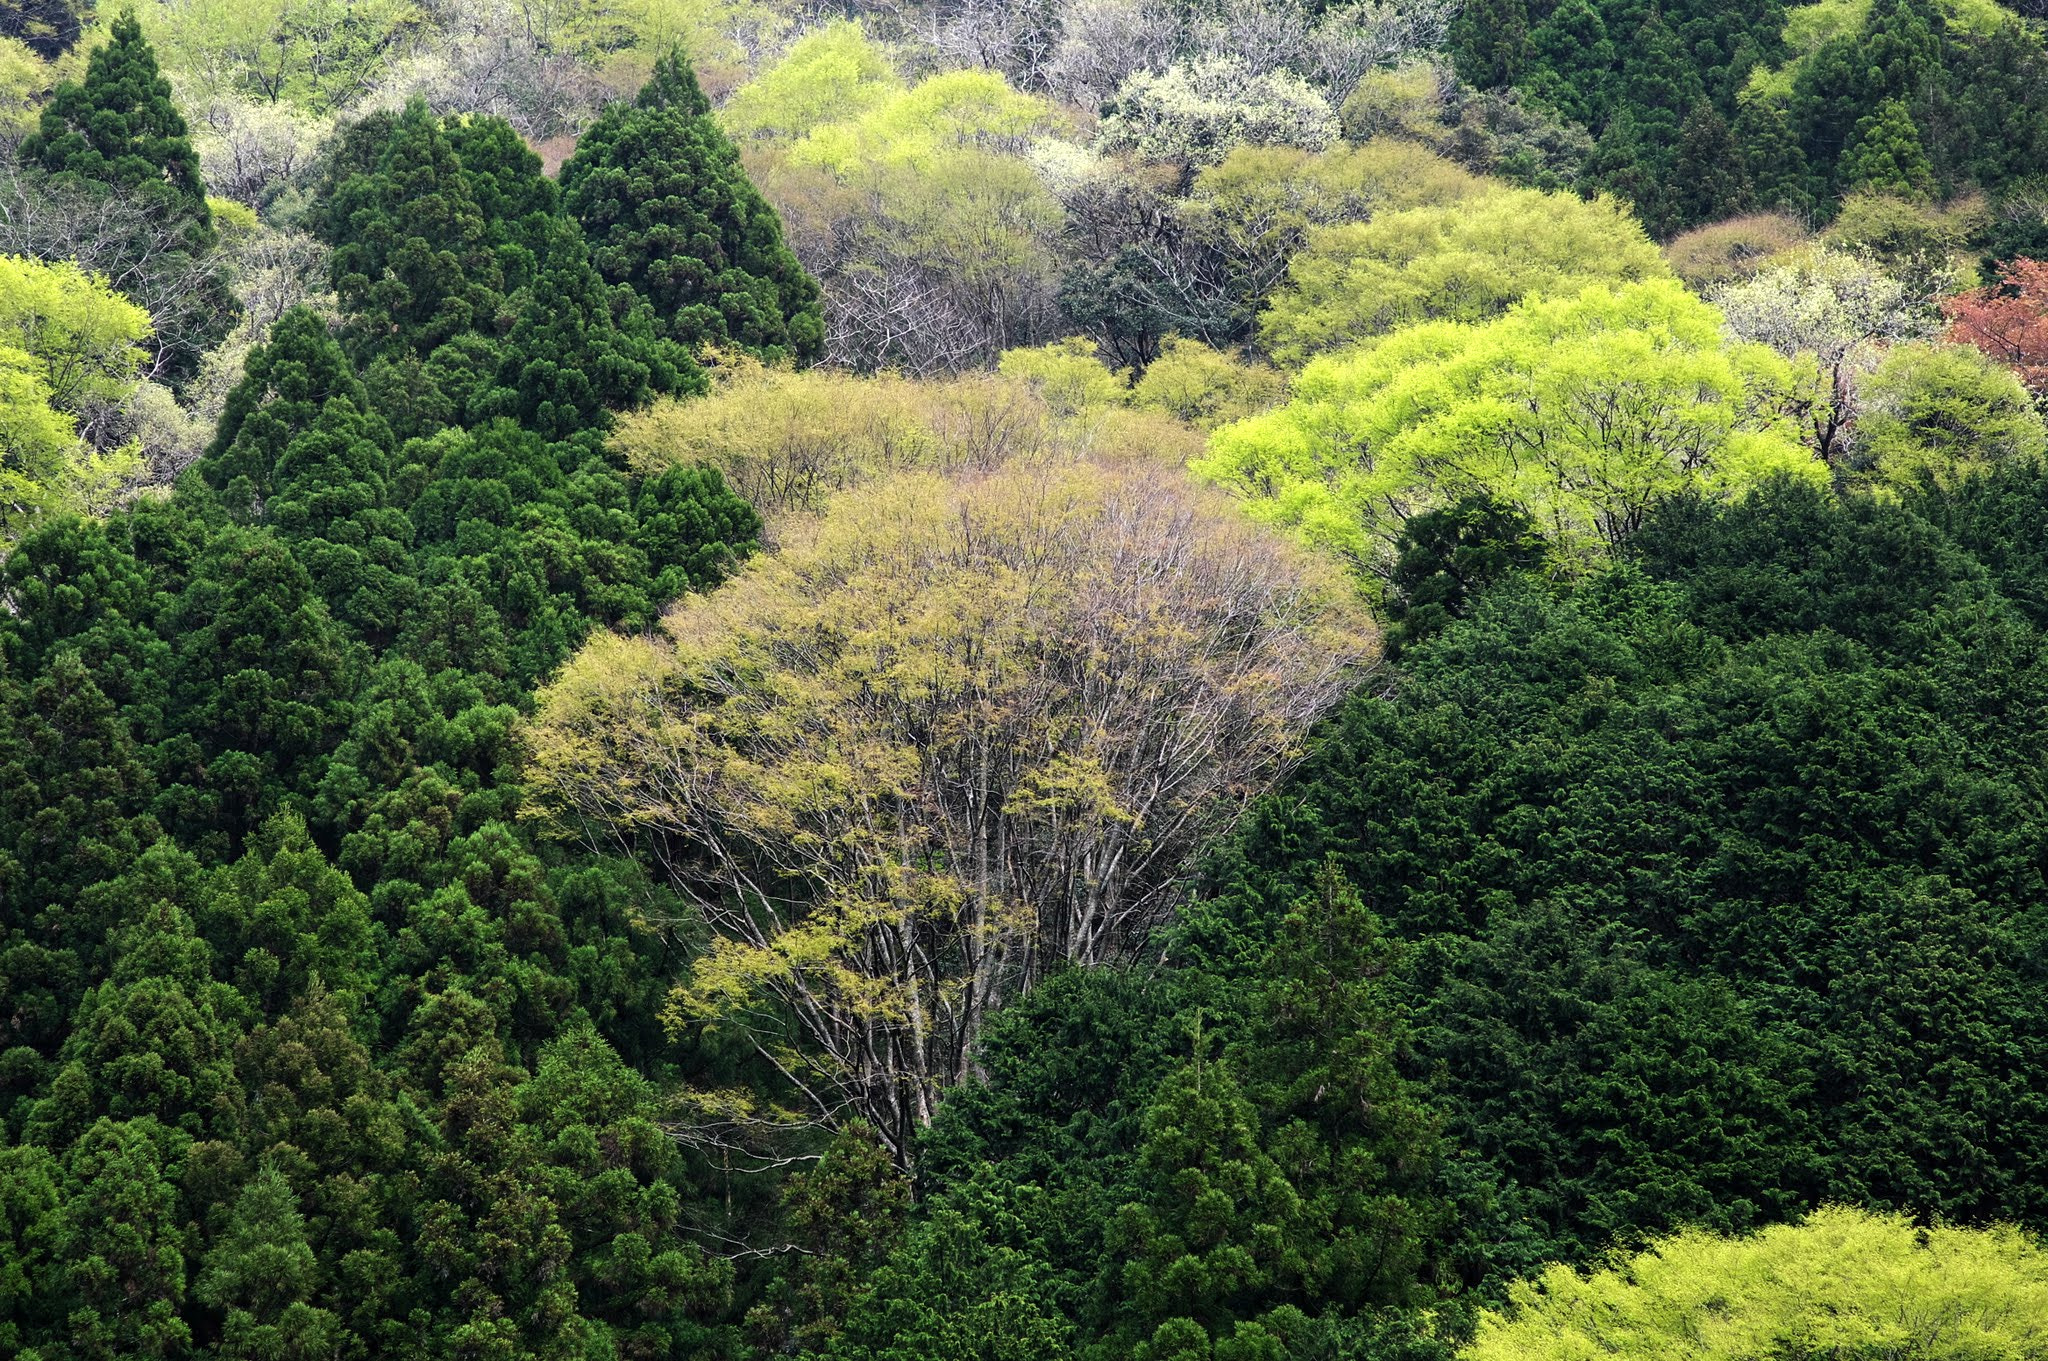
[1450,0,2048,236]
[8,5,2048,1361]
[1197,280,1822,574]
[1467,1206,2048,1358]
[19,13,236,385]
[0,31,791,1359]
[562,52,823,365]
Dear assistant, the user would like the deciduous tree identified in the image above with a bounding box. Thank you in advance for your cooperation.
[1467,1207,2048,1360]
[1712,245,1932,463]
[1203,280,1817,574]
[1944,255,2048,395]
[527,458,1371,1158]
[1259,185,1667,366]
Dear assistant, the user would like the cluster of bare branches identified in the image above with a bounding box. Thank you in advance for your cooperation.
[0,166,236,386]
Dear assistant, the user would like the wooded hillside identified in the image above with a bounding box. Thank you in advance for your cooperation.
[4,0,2048,1356]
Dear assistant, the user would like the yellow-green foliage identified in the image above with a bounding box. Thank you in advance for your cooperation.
[616,347,1226,526]
[786,66,1057,176]
[1130,337,1287,428]
[0,254,150,539]
[1260,186,1669,367]
[1748,0,2015,100]
[1824,191,1985,292]
[727,34,1064,369]
[1466,1206,2048,1361]
[1182,140,1483,304]
[614,357,1075,523]
[718,21,901,145]
[1199,280,1819,575]
[997,337,1130,416]
[1338,61,1444,142]
[995,335,1285,430]
[526,456,1372,1147]
[599,0,785,91]
[1663,213,1814,290]
[1852,342,2048,492]
[1190,140,1482,229]
[0,28,93,145]
[138,0,777,111]
[138,0,423,112]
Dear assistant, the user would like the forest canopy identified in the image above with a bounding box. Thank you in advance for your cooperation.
[6,1,2048,1358]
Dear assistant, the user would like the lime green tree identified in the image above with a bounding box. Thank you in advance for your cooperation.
[733,28,1066,372]
[1260,186,1669,366]
[137,0,418,111]
[717,20,900,145]
[0,253,150,541]
[1466,1206,2048,1360]
[1851,341,2047,491]
[1199,280,1819,574]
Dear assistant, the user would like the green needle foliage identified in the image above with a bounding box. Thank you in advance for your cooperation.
[563,50,824,364]
[20,11,237,385]
[0,89,766,1343]
[321,99,705,437]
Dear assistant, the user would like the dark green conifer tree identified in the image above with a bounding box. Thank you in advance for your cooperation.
[1595,13,1707,235]
[161,528,360,844]
[0,1143,61,1352]
[325,100,504,366]
[746,1124,910,1357]
[22,12,206,212]
[20,10,237,385]
[1734,94,1816,217]
[1670,100,1754,230]
[195,1164,339,1361]
[1838,97,1937,198]
[202,309,414,640]
[1098,1047,1312,1361]
[442,115,561,288]
[561,49,824,364]
[0,648,159,923]
[1790,0,1945,189]
[484,215,701,440]
[1381,494,1546,657]
[45,1117,196,1360]
[1447,0,1530,89]
[1521,0,1615,129]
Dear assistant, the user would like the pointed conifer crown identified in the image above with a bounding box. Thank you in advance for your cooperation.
[638,46,712,116]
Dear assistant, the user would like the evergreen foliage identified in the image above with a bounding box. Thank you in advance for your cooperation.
[1448,0,2048,235]
[563,51,823,364]
[12,4,2048,1359]
[320,99,704,430]
[19,11,236,384]
[23,12,206,220]
[0,76,767,1348]
[1202,478,2048,1273]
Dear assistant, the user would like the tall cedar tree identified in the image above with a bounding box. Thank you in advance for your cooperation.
[324,100,505,366]
[324,100,703,433]
[21,11,237,384]
[562,50,824,364]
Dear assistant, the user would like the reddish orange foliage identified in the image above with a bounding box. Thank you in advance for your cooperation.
[1945,258,2048,396]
